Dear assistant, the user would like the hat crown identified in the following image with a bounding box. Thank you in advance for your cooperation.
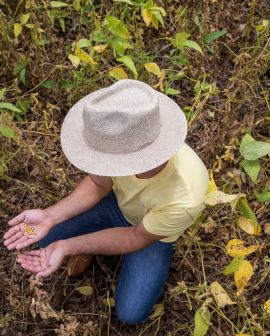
[82,80,161,154]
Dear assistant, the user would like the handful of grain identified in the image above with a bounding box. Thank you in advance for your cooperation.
[22,223,35,235]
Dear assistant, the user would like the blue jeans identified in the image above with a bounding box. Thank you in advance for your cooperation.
[39,192,173,324]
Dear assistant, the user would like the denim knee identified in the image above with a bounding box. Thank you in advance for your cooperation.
[116,303,149,325]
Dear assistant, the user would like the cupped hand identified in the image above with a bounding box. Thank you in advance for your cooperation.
[4,209,52,250]
[17,241,66,277]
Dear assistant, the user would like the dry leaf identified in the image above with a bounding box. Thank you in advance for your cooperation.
[93,44,107,53]
[225,239,259,257]
[205,191,239,206]
[234,260,253,296]
[210,281,235,307]
[149,303,164,319]
[75,285,93,296]
[264,299,270,314]
[238,216,261,235]
[201,217,217,233]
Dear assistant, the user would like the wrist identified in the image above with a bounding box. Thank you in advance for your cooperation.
[58,239,71,257]
[43,207,61,228]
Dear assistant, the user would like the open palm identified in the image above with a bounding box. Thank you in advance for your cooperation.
[4,209,52,250]
[17,241,65,277]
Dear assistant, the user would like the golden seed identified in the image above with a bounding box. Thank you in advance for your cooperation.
[22,223,35,235]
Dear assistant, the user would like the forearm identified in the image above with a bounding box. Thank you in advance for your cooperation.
[44,176,111,227]
[62,226,149,256]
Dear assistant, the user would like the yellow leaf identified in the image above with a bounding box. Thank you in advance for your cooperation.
[205,191,239,206]
[75,49,97,65]
[236,334,252,336]
[207,173,218,193]
[234,260,253,296]
[109,67,128,80]
[149,303,164,319]
[225,239,259,257]
[209,281,235,308]
[93,44,108,53]
[238,216,261,236]
[68,54,80,68]
[14,23,22,38]
[144,62,162,77]
[264,299,270,314]
[75,285,93,296]
[142,8,152,26]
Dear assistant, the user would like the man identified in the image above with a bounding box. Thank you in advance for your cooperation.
[3,79,209,324]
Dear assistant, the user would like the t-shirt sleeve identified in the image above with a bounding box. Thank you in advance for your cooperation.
[143,203,205,238]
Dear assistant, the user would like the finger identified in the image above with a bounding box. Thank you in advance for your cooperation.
[17,254,38,262]
[7,235,28,250]
[5,231,25,250]
[8,212,26,226]
[18,258,40,267]
[37,266,57,278]
[20,262,43,274]
[21,250,41,257]
[16,238,35,250]
[3,225,21,240]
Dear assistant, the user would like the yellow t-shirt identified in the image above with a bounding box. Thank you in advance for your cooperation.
[111,143,209,243]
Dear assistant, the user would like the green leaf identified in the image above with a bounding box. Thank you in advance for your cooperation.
[0,102,22,113]
[41,80,57,89]
[117,55,138,79]
[75,285,93,296]
[0,88,6,100]
[223,256,245,275]
[256,189,270,203]
[113,0,134,4]
[241,159,260,183]
[238,198,258,226]
[203,30,226,43]
[76,38,91,50]
[183,40,203,54]
[165,88,181,95]
[50,1,70,8]
[193,307,211,336]
[240,133,254,153]
[241,141,270,160]
[0,124,15,139]
[20,13,31,25]
[174,32,190,49]
[112,38,133,56]
[104,16,131,39]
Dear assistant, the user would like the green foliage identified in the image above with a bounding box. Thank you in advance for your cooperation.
[223,256,245,275]
[116,55,138,78]
[93,16,133,56]
[239,134,270,183]
[255,189,270,203]
[193,306,211,336]
[203,30,226,43]
[114,0,166,29]
[171,32,203,65]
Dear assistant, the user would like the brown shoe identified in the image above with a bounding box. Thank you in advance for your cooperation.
[67,254,94,277]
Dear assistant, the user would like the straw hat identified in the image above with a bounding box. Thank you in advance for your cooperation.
[60,79,187,176]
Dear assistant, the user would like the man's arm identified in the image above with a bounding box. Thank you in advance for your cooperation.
[16,221,167,277]
[61,221,165,256]
[45,174,112,227]
[4,175,112,250]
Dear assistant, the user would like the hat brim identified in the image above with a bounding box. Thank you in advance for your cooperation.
[60,90,187,176]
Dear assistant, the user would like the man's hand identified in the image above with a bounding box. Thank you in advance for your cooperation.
[17,241,65,277]
[4,209,53,250]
